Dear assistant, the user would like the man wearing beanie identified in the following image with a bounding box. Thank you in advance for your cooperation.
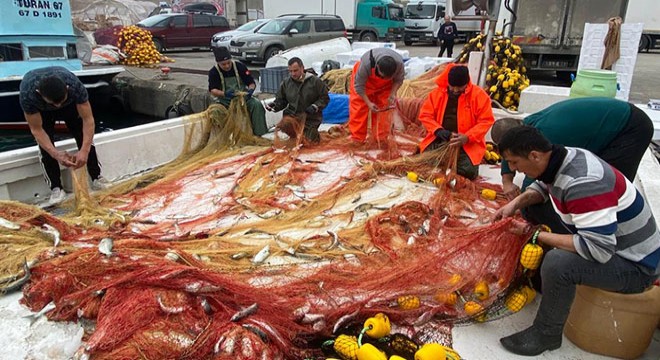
[208,46,267,136]
[348,47,405,143]
[418,64,494,179]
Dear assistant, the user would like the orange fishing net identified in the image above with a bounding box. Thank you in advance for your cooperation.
[1,100,531,359]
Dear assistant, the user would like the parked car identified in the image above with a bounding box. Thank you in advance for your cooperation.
[93,13,230,52]
[229,14,346,63]
[211,18,270,50]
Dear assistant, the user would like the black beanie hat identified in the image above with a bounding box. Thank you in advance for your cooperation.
[448,66,470,86]
[213,46,231,62]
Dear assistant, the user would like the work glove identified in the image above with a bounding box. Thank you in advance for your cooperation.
[225,89,235,99]
[434,128,452,142]
[246,88,255,99]
[305,104,318,114]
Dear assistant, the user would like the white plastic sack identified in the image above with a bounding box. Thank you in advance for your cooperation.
[90,45,125,65]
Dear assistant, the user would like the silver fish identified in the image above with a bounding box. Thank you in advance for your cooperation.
[407,235,416,245]
[231,303,259,322]
[165,252,180,262]
[157,295,186,314]
[213,335,226,354]
[325,230,340,251]
[201,297,212,314]
[333,309,359,334]
[301,313,325,324]
[0,259,30,293]
[275,237,296,255]
[230,252,249,260]
[242,324,268,341]
[98,237,113,256]
[23,301,56,325]
[0,216,20,230]
[256,209,282,219]
[41,224,61,247]
[252,245,270,264]
[418,219,431,236]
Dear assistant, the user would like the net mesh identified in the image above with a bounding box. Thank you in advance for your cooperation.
[1,93,533,359]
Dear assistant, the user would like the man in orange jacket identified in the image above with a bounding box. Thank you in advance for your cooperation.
[348,48,405,142]
[418,65,494,179]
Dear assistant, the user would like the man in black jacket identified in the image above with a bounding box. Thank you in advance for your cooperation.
[437,16,458,57]
[266,57,329,143]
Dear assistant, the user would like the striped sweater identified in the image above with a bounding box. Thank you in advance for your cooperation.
[529,147,660,274]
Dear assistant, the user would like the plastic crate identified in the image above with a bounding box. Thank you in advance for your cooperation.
[259,66,289,94]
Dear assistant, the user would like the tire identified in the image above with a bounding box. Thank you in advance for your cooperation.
[555,71,573,84]
[404,40,413,46]
[360,32,377,42]
[639,34,650,53]
[153,38,164,53]
[264,46,283,61]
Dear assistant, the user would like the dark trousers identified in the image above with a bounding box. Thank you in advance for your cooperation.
[523,104,654,234]
[534,249,656,337]
[438,38,455,57]
[39,103,101,190]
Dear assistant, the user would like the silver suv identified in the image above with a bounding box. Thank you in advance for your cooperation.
[229,14,346,63]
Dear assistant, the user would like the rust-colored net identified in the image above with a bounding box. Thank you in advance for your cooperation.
[0,95,532,359]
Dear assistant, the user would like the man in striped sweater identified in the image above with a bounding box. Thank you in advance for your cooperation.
[493,125,660,356]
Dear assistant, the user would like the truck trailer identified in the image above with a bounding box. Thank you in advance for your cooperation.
[625,0,660,51]
[509,0,629,73]
[262,0,405,42]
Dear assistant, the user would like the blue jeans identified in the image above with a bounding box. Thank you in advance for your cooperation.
[533,249,657,336]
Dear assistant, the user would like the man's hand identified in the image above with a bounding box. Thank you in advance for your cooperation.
[305,104,318,114]
[492,201,518,221]
[434,128,452,142]
[246,88,255,99]
[366,100,379,112]
[54,150,76,167]
[388,94,397,107]
[265,102,275,112]
[503,182,521,200]
[225,89,235,99]
[72,151,89,169]
[449,133,468,147]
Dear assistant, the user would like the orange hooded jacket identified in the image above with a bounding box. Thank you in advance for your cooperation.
[418,64,495,165]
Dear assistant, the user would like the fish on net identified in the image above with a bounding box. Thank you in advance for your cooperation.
[1,90,535,358]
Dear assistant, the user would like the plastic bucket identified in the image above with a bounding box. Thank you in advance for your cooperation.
[564,285,660,359]
[569,69,618,98]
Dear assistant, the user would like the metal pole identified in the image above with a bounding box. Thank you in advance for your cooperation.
[478,19,497,88]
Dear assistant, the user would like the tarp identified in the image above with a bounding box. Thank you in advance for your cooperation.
[322,93,349,124]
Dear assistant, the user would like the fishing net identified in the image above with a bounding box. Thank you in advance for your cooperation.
[1,93,534,359]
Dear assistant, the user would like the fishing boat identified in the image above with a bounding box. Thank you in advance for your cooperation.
[0,0,124,131]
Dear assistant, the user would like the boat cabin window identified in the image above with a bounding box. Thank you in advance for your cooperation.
[66,43,78,59]
[28,46,65,59]
[0,44,24,62]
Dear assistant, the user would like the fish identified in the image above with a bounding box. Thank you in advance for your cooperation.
[165,252,180,262]
[275,237,296,256]
[23,301,56,325]
[355,203,373,212]
[41,224,61,247]
[230,252,249,260]
[407,235,416,245]
[333,309,360,334]
[325,230,340,251]
[157,295,186,314]
[418,219,431,236]
[256,209,282,219]
[388,187,403,199]
[305,159,324,164]
[213,336,226,354]
[201,297,212,314]
[351,195,361,204]
[252,245,270,264]
[98,238,113,256]
[0,216,20,230]
[246,318,289,349]
[92,219,105,226]
[0,259,30,293]
[231,303,259,322]
[242,324,268,341]
[212,170,236,179]
[244,228,274,236]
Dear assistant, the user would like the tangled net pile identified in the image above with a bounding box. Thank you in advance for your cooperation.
[0,94,533,359]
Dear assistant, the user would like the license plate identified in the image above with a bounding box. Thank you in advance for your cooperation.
[230,47,239,53]
[411,37,419,41]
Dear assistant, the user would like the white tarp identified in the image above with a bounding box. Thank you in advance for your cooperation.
[72,0,158,30]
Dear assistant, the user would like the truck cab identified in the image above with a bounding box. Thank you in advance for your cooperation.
[354,0,405,42]
[403,0,445,46]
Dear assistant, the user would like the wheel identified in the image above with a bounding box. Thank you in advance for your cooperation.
[555,71,573,84]
[404,40,413,46]
[360,32,377,42]
[639,34,650,53]
[153,38,164,53]
[264,46,283,61]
